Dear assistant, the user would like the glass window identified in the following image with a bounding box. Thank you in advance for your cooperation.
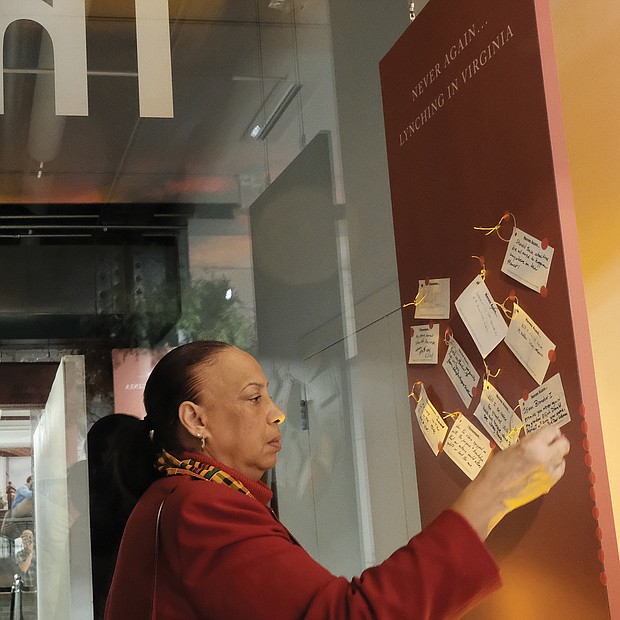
[0,3,373,614]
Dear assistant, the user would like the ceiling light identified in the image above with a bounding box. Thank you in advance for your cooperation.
[268,0,292,11]
[248,83,301,141]
[250,125,262,139]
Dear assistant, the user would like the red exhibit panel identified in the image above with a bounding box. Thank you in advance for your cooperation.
[380,0,619,617]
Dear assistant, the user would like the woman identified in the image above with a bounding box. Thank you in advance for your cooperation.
[103,341,569,619]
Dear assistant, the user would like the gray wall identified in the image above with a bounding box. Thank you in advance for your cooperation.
[326,0,432,563]
[252,0,433,572]
[251,133,363,576]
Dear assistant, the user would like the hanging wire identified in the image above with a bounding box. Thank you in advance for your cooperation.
[255,0,271,186]
[107,0,190,203]
[290,1,306,149]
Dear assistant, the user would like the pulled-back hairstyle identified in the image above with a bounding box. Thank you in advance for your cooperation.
[98,340,232,499]
[143,340,232,451]
[88,341,233,617]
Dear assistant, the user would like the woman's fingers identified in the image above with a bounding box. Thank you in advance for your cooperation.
[452,425,571,538]
[517,425,569,469]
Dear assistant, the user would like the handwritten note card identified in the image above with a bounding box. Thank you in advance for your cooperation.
[409,324,440,364]
[519,373,571,434]
[415,384,448,455]
[501,227,554,294]
[505,303,555,385]
[443,414,493,480]
[455,276,508,358]
[474,380,522,450]
[442,336,480,407]
[414,278,450,320]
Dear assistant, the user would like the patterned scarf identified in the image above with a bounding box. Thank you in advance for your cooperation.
[155,449,254,499]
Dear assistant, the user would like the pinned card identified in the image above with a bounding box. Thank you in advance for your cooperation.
[519,373,571,434]
[443,414,493,480]
[474,380,522,450]
[504,302,556,385]
[414,278,450,320]
[455,276,508,359]
[442,336,480,407]
[501,227,554,295]
[414,383,448,456]
[409,324,440,365]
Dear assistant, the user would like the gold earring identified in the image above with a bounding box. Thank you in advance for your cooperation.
[197,433,205,451]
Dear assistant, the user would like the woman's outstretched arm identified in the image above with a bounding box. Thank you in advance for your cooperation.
[451,424,570,539]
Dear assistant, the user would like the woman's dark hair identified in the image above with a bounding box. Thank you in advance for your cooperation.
[143,340,232,451]
[88,414,158,536]
[93,341,232,506]
[88,413,156,619]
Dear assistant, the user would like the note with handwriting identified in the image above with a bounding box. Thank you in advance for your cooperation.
[414,278,450,320]
[443,414,493,480]
[519,373,571,433]
[505,303,555,385]
[474,380,522,450]
[442,336,480,407]
[455,276,508,358]
[409,324,440,364]
[501,227,554,294]
[414,384,448,455]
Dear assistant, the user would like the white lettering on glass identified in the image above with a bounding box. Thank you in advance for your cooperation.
[135,0,174,118]
[0,0,173,118]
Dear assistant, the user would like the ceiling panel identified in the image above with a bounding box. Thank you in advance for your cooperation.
[0,0,331,207]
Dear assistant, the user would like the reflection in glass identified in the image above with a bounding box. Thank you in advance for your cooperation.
[0,358,91,619]
[0,1,350,616]
[0,411,37,619]
[34,357,91,620]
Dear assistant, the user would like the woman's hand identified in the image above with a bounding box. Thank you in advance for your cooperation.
[451,425,570,539]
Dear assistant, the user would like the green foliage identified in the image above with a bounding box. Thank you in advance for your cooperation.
[177,277,256,353]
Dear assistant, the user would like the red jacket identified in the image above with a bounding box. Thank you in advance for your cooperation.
[105,456,500,619]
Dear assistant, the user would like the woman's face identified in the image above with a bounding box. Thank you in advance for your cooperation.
[193,347,285,481]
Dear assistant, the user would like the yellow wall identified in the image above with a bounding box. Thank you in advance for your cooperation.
[550,1,620,546]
